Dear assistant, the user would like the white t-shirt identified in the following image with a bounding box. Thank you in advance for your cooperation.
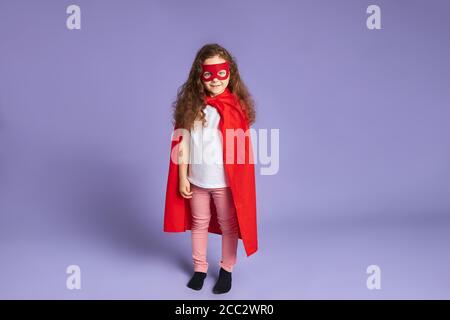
[187,105,229,188]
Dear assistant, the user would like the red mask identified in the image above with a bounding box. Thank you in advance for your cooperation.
[200,62,230,82]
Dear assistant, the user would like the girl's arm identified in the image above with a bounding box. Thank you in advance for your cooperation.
[178,129,190,178]
[178,129,193,198]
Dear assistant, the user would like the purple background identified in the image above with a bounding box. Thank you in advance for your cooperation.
[1,0,449,299]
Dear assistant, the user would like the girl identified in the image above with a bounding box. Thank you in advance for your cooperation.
[163,43,258,294]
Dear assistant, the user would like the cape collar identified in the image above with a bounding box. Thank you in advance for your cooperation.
[204,87,232,106]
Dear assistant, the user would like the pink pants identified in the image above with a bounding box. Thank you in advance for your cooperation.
[189,183,239,273]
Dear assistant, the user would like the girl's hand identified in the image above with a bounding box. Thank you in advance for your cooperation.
[179,177,193,199]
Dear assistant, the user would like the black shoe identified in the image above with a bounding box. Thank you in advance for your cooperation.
[212,267,232,294]
[187,272,207,290]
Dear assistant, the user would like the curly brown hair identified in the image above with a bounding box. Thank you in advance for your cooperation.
[171,43,256,130]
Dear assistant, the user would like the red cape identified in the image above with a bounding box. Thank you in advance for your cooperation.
[163,87,258,257]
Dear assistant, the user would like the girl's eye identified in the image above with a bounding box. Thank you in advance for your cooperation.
[203,72,211,78]
[218,70,227,77]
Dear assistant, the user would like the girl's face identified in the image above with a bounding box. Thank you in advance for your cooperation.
[201,55,230,97]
